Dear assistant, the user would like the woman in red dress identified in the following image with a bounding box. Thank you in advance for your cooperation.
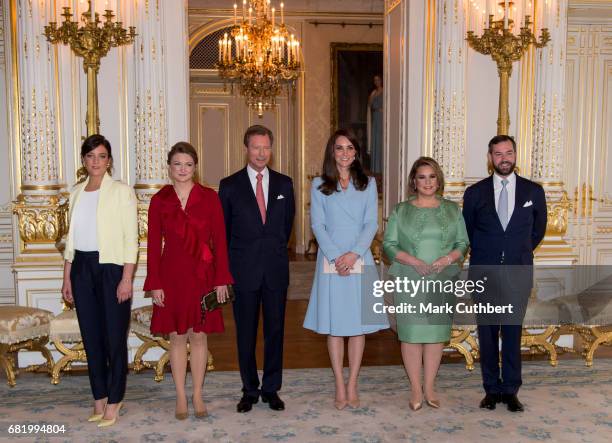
[143,142,233,419]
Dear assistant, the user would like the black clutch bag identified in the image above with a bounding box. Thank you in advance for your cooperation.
[200,286,235,314]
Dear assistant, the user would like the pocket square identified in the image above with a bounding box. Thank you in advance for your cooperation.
[523,200,533,207]
[276,194,284,200]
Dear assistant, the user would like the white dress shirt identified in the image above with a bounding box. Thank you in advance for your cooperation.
[247,164,269,206]
[72,189,99,251]
[493,171,516,222]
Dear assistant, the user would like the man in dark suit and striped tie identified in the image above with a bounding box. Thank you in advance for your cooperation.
[219,125,295,413]
[463,135,547,412]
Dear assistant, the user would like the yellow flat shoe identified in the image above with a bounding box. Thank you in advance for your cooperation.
[97,402,122,428]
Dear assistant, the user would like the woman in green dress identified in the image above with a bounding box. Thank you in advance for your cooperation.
[383,157,469,410]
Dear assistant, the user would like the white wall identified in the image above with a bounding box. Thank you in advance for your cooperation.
[0,0,15,305]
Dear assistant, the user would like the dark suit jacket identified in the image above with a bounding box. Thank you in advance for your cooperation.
[218,167,295,291]
[462,174,547,266]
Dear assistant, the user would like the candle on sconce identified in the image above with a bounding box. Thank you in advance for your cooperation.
[242,0,247,21]
[272,7,275,28]
[223,33,228,62]
[281,2,284,24]
[482,10,486,33]
[467,1,471,33]
[287,37,292,64]
[504,0,509,29]
[234,3,237,25]
[249,7,252,25]
[485,0,490,29]
[219,39,223,62]
[91,0,96,21]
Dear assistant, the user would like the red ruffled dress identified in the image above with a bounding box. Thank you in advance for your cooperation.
[144,184,233,334]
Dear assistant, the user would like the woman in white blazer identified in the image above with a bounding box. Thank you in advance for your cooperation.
[61,134,138,427]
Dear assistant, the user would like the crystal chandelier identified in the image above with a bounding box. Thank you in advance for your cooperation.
[217,0,301,116]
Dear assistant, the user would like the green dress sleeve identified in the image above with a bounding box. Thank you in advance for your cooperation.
[383,206,401,262]
[383,205,400,262]
[452,204,469,257]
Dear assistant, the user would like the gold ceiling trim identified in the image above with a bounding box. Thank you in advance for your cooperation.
[189,8,384,19]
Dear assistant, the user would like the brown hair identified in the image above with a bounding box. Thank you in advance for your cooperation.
[167,142,198,165]
[243,125,274,147]
[488,134,516,154]
[77,134,113,183]
[407,156,445,196]
[318,129,369,195]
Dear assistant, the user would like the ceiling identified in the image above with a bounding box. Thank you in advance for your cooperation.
[187,0,385,14]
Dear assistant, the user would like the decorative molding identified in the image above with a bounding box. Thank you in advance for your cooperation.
[133,0,173,244]
[12,194,68,246]
[15,0,60,191]
[596,226,612,234]
[532,0,568,183]
[431,0,466,184]
[385,0,402,15]
[191,86,231,96]
[0,234,12,244]
[546,191,571,236]
[0,0,5,67]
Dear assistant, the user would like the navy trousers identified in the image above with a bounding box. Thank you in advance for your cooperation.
[477,324,523,395]
[70,250,131,403]
[233,282,287,397]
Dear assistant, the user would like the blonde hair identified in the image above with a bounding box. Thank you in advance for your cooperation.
[407,156,445,196]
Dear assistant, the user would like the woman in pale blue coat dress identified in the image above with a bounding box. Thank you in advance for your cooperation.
[304,129,389,410]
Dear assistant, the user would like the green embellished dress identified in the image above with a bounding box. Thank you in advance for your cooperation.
[383,197,469,343]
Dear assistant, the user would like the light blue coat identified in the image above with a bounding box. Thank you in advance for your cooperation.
[303,176,390,336]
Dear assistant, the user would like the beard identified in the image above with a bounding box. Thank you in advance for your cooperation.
[493,160,515,176]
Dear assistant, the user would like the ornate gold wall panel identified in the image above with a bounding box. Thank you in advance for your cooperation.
[12,194,67,246]
[565,15,612,264]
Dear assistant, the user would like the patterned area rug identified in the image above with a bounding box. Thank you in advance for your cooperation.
[1,359,611,442]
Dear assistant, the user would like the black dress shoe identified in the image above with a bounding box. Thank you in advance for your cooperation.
[237,394,259,413]
[479,393,501,410]
[502,394,524,412]
[261,392,285,411]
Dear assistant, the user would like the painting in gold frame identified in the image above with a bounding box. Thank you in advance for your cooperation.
[330,42,383,174]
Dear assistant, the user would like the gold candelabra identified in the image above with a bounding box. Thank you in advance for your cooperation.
[43,0,136,136]
[466,1,549,135]
[217,0,301,116]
